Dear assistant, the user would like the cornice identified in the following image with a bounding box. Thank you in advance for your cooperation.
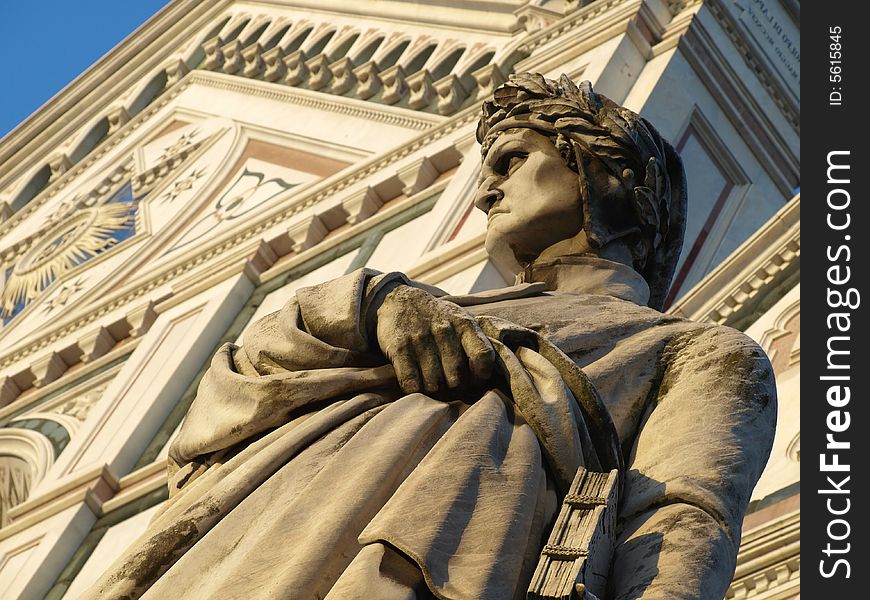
[679,23,798,196]
[728,509,800,599]
[0,463,118,542]
[668,194,799,327]
[0,70,437,246]
[240,0,527,34]
[189,71,443,130]
[516,0,629,56]
[663,1,797,135]
[704,0,798,129]
[0,104,477,372]
[0,459,167,538]
[666,0,702,16]
[0,1,231,183]
[0,343,137,423]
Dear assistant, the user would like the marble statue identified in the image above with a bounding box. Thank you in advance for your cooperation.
[84,74,776,600]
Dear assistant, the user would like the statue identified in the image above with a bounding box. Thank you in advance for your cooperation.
[84,74,776,600]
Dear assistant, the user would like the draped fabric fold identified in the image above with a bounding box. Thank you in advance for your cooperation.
[82,286,616,600]
[81,264,776,600]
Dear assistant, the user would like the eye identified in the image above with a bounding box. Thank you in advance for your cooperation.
[494,151,527,177]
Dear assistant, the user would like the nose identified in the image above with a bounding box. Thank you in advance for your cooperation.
[474,176,504,213]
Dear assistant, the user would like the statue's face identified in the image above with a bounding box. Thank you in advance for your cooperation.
[475,128,582,266]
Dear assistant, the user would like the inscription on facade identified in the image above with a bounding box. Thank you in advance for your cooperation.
[737,0,800,93]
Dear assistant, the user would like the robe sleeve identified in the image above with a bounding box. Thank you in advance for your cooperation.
[609,325,777,600]
[167,268,413,470]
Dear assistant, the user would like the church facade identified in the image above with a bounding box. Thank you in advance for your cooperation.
[0,1,799,598]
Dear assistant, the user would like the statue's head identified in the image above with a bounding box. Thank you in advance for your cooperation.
[475,73,687,310]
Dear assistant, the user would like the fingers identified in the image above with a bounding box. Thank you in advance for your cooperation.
[456,318,496,383]
[414,333,443,394]
[376,287,496,395]
[389,341,422,394]
[386,334,445,395]
[432,322,465,389]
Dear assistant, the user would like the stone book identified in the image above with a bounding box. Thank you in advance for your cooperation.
[528,468,619,600]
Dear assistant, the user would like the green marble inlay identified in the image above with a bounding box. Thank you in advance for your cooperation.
[4,418,69,456]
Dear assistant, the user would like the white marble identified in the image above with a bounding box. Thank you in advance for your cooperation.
[62,504,163,600]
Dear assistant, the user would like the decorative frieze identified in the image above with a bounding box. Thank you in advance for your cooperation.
[171,22,511,117]
[329,57,356,94]
[353,60,382,100]
[56,381,110,422]
[261,46,287,82]
[287,214,328,254]
[379,64,409,105]
[202,35,225,71]
[306,54,333,90]
[283,49,309,86]
[341,187,383,225]
[242,43,265,79]
[106,107,131,134]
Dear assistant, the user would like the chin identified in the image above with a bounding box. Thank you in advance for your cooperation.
[485,235,523,276]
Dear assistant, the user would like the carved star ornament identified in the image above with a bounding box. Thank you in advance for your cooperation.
[1,184,139,319]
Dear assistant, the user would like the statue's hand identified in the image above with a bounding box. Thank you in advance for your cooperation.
[374,285,496,395]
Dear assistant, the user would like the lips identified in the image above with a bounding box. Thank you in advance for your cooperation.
[487,208,508,223]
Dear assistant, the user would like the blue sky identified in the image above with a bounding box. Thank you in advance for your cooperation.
[0,1,169,140]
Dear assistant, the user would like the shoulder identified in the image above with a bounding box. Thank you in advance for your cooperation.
[662,323,777,411]
[667,323,770,365]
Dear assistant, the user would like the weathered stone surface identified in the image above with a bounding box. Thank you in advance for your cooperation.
[82,74,776,600]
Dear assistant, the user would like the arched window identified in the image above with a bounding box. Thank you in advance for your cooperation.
[403,43,437,74]
[284,27,313,54]
[10,165,51,212]
[262,24,292,51]
[128,71,168,117]
[377,39,410,69]
[305,30,336,56]
[69,118,110,166]
[326,32,359,62]
[352,35,383,65]
[0,428,54,527]
[430,47,465,80]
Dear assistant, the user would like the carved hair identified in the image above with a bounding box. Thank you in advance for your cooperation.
[476,73,687,310]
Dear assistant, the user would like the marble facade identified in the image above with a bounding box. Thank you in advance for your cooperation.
[0,1,799,598]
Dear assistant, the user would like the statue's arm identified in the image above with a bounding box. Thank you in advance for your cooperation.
[168,268,411,468]
[608,325,777,600]
[239,267,413,372]
[168,268,493,469]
